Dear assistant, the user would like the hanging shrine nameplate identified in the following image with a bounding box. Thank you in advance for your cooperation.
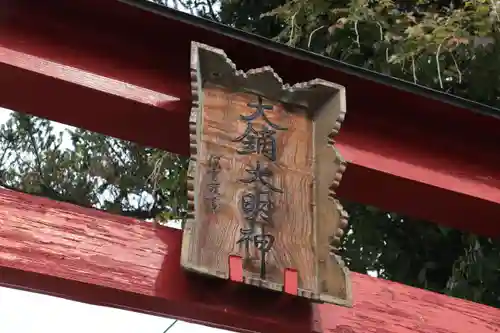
[182,42,352,306]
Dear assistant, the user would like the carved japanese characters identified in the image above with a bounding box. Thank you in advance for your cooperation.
[182,41,351,306]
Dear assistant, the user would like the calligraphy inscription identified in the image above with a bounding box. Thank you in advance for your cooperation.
[182,42,351,306]
[204,155,221,213]
[233,97,287,280]
[187,85,318,291]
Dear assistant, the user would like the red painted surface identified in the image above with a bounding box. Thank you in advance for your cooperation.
[0,2,498,333]
[284,269,298,296]
[0,189,499,333]
[1,0,499,236]
[228,256,243,283]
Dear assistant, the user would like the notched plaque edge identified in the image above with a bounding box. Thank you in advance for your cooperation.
[182,41,352,307]
[322,152,352,307]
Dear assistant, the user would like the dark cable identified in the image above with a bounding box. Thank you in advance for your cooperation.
[162,319,178,333]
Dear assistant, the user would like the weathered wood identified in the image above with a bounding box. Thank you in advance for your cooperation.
[183,42,350,305]
[1,0,499,238]
[0,189,499,333]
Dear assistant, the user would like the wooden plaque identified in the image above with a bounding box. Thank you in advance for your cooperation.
[182,42,351,306]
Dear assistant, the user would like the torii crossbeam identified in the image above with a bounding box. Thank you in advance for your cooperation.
[0,0,499,332]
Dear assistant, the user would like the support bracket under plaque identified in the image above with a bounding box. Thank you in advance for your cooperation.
[182,41,352,307]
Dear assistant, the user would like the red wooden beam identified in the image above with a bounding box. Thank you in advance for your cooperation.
[0,189,499,333]
[0,0,499,237]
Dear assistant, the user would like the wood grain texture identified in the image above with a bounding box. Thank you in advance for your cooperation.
[2,2,500,238]
[182,42,351,305]
[0,188,499,333]
[192,87,318,291]
[314,90,350,305]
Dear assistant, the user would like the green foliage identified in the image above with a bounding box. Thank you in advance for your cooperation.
[218,0,286,36]
[0,0,498,312]
[0,113,188,223]
[216,0,500,306]
[341,201,500,306]
[258,0,500,106]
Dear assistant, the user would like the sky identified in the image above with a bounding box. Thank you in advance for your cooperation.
[0,107,233,333]
[0,285,225,333]
[0,4,231,331]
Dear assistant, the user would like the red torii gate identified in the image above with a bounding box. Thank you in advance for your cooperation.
[0,0,499,332]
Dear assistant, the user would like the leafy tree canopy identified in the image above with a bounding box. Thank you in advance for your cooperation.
[213,0,500,306]
[0,0,497,310]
